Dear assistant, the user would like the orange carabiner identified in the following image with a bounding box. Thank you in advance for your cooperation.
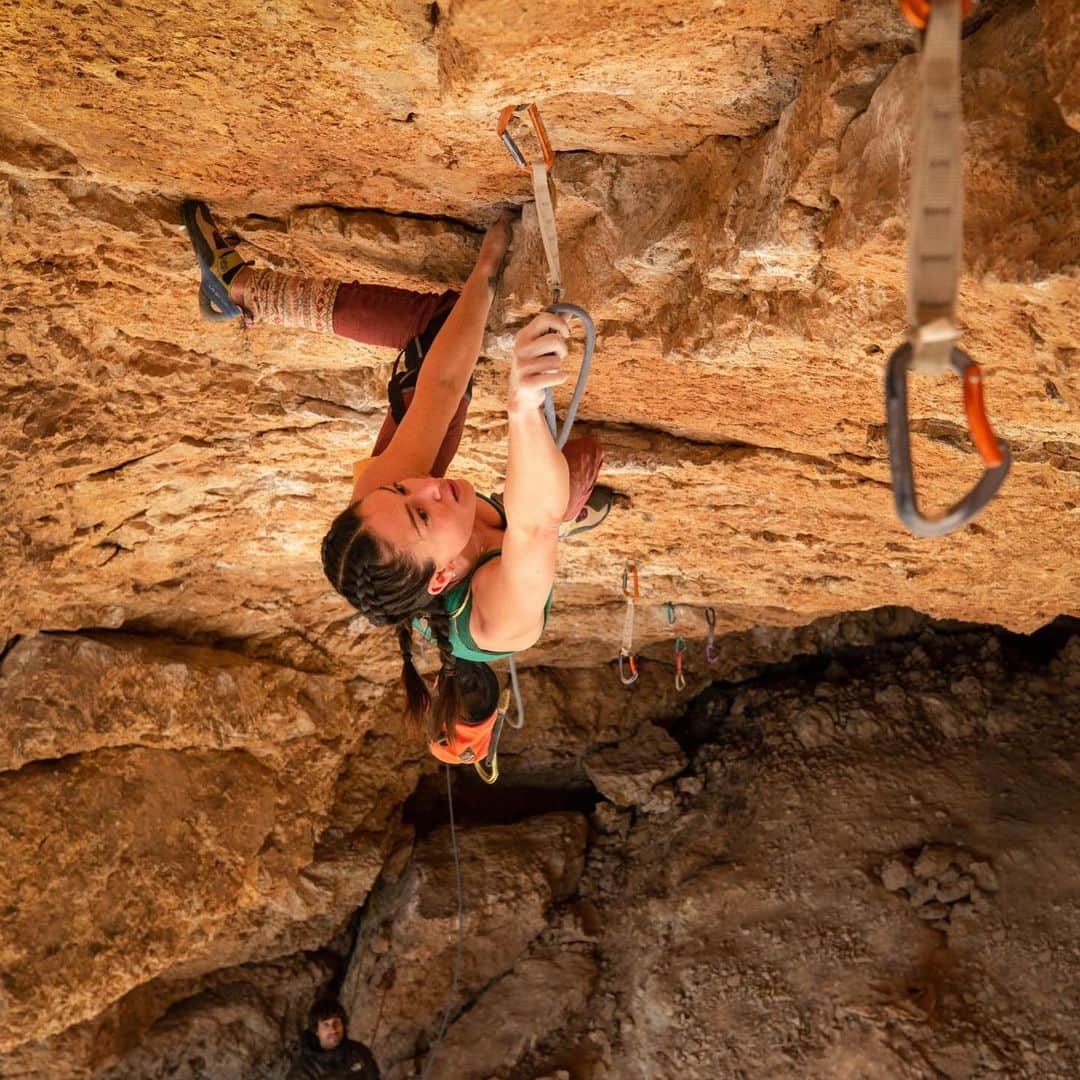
[962,364,1006,469]
[674,636,687,691]
[621,563,639,601]
[899,0,975,30]
[497,103,555,171]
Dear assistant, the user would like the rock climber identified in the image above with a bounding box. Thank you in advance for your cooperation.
[286,997,380,1079]
[182,201,609,748]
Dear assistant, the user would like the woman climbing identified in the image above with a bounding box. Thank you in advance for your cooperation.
[182,200,609,745]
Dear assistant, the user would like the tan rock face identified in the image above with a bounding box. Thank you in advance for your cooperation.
[0,0,1078,1074]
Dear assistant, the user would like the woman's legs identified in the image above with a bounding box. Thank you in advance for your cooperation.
[228,268,466,472]
[228,210,513,478]
[364,211,515,476]
[230,267,457,350]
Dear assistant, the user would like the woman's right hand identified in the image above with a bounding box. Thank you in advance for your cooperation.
[508,311,571,415]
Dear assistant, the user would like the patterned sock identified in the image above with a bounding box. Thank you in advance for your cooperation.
[243,269,340,334]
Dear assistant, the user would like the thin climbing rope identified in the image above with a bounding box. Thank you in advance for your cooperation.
[506,654,525,729]
[420,765,465,1079]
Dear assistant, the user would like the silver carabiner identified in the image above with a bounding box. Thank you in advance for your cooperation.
[542,303,595,449]
[704,607,719,664]
[886,343,1011,537]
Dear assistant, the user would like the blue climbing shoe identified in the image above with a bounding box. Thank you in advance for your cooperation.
[180,200,247,322]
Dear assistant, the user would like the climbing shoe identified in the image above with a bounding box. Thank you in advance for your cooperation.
[180,199,248,322]
[561,434,604,518]
[560,484,613,540]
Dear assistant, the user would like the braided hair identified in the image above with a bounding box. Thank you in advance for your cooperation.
[321,501,465,740]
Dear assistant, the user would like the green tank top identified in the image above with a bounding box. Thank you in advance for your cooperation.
[413,494,554,662]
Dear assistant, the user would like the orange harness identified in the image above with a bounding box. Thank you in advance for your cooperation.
[428,709,497,766]
[427,687,511,784]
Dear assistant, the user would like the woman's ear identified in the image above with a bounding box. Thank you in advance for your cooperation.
[427,566,455,596]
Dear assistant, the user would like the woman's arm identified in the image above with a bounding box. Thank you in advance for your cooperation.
[469,311,572,651]
[355,215,512,497]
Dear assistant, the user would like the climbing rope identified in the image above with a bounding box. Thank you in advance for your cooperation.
[704,606,719,665]
[674,635,687,691]
[421,765,464,1079]
[619,563,640,685]
[885,0,1010,537]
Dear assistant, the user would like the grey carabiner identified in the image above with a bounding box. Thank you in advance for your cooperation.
[506,654,525,729]
[618,649,639,686]
[542,303,596,449]
[885,342,1011,538]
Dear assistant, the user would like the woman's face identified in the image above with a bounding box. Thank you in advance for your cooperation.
[360,476,477,579]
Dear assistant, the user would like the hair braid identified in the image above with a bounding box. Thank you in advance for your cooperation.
[425,607,464,742]
[321,501,462,738]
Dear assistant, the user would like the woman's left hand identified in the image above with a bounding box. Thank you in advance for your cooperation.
[508,311,571,415]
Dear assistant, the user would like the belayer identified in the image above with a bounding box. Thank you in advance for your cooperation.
[182,201,609,753]
[287,997,379,1079]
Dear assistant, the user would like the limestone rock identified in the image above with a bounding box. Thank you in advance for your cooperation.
[0,0,1076,1072]
[583,723,688,807]
[937,875,975,904]
[971,861,1001,893]
[340,813,588,1067]
[881,859,915,892]
[424,950,597,1080]
[1037,0,1080,130]
[914,845,966,881]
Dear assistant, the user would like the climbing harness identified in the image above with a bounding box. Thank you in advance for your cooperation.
[619,563,640,685]
[885,0,1010,537]
[704,607,719,665]
[674,636,687,691]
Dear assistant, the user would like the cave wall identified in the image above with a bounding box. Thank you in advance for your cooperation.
[1,0,1078,1074]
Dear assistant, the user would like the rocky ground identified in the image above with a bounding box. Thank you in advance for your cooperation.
[2,615,1078,1078]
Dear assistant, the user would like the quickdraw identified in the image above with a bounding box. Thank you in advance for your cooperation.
[899,0,974,29]
[498,103,562,301]
[704,606,719,664]
[665,602,676,625]
[674,636,687,691]
[497,103,555,170]
[493,104,601,734]
[619,563,640,686]
[498,105,596,453]
[885,0,1010,537]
